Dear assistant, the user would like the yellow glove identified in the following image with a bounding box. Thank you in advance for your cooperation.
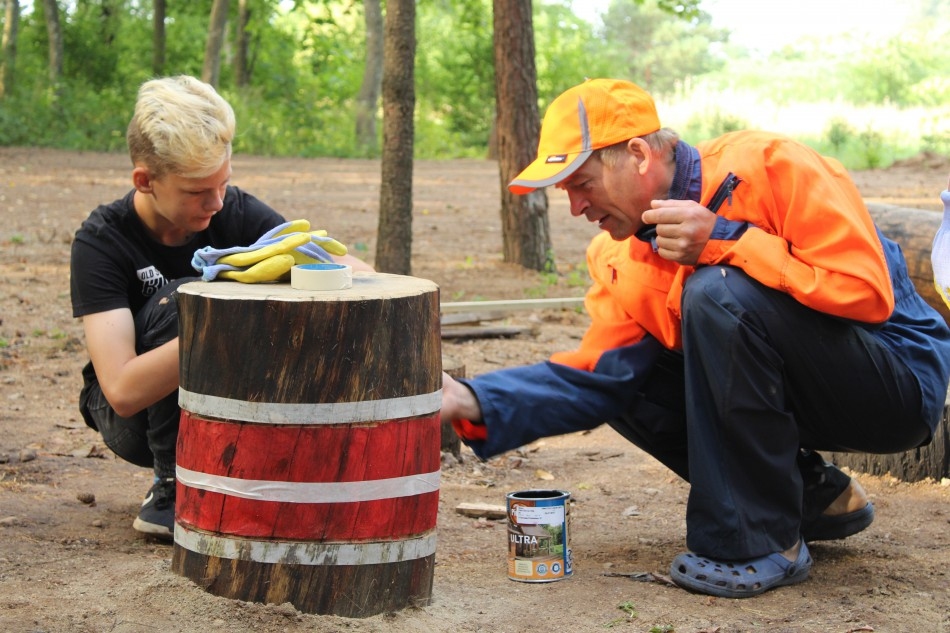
[291,230,349,263]
[217,254,296,283]
[217,232,311,268]
[191,219,350,282]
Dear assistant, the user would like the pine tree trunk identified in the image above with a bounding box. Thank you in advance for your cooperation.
[375,0,415,274]
[1,0,20,99]
[41,0,63,87]
[355,0,383,156]
[493,0,552,272]
[202,0,230,87]
[234,0,250,87]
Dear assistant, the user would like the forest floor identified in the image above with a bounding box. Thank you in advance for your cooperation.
[1,147,949,633]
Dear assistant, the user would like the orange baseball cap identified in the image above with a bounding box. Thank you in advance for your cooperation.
[509,78,661,195]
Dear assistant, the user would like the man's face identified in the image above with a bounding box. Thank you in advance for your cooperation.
[145,159,232,233]
[556,147,659,241]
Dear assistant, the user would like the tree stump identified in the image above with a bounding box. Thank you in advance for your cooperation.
[827,204,950,482]
[441,355,465,458]
[171,273,441,617]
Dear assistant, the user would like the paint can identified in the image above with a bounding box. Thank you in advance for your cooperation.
[506,489,572,582]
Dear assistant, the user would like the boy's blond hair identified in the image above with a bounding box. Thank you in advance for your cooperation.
[126,75,235,179]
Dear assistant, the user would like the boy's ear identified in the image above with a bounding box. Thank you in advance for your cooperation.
[132,166,153,193]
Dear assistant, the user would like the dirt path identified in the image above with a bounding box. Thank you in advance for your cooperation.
[1,148,948,633]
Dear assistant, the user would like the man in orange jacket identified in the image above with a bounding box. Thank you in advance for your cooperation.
[441,79,950,598]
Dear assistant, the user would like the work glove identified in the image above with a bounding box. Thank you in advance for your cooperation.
[450,418,488,443]
[933,186,950,310]
[191,219,348,283]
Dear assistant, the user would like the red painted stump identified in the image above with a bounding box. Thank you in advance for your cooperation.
[171,273,442,617]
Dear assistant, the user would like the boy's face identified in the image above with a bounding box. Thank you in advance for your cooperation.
[134,159,232,237]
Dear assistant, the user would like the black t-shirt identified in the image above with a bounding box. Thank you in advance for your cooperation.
[70,186,285,319]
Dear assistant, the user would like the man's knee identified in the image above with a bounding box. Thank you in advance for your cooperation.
[681,265,776,328]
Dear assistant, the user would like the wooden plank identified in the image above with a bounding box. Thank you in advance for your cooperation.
[441,325,532,339]
[440,310,508,326]
[440,297,585,314]
[455,502,507,520]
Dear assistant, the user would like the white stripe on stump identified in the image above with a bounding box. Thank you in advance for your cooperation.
[176,466,440,503]
[178,388,442,424]
[174,524,438,565]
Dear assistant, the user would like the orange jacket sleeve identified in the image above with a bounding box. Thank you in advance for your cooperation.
[696,132,894,322]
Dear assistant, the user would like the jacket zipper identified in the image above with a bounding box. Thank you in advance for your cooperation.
[706,172,742,214]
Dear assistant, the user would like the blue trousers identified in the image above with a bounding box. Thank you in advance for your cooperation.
[78,278,197,478]
[610,266,928,559]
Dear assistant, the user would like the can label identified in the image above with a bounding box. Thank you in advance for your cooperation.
[506,489,572,582]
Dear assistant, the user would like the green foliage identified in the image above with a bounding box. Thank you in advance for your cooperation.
[416,0,495,152]
[533,3,613,100]
[679,108,749,142]
[858,126,885,169]
[824,117,855,154]
[842,27,950,107]
[600,0,727,97]
[603,600,639,627]
[0,0,947,168]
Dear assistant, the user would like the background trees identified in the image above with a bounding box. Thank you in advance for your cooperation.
[2,0,948,161]
[2,0,950,273]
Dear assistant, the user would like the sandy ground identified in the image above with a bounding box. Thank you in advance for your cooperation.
[1,147,949,633]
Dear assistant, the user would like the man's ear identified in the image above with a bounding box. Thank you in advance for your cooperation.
[132,166,154,193]
[626,138,652,175]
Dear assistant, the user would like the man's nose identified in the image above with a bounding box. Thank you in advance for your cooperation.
[567,191,589,217]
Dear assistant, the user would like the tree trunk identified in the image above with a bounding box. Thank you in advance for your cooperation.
[493,0,552,272]
[152,0,166,76]
[355,0,383,156]
[99,0,122,79]
[375,0,416,275]
[1,0,20,100]
[234,0,250,87]
[202,0,230,88]
[41,0,63,88]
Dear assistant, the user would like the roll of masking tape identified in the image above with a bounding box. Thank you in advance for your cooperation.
[291,263,353,291]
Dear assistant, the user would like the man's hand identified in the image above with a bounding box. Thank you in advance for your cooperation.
[441,371,482,422]
[441,372,487,442]
[641,199,718,265]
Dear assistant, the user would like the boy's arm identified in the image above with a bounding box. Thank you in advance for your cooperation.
[82,308,179,418]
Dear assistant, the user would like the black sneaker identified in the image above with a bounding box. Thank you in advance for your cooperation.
[132,477,176,541]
